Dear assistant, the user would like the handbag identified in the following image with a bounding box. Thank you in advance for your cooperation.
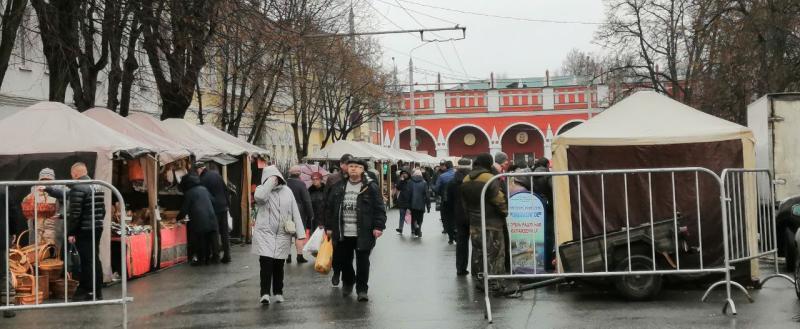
[67,242,81,274]
[279,198,296,235]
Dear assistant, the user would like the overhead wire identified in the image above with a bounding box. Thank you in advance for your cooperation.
[397,0,604,25]
[391,0,457,77]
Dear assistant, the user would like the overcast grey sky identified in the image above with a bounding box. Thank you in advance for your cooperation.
[359,0,606,86]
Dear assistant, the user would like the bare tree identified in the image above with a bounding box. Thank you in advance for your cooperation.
[139,0,221,119]
[0,0,29,90]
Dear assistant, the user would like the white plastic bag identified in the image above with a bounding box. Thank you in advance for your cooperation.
[227,212,233,231]
[302,227,325,256]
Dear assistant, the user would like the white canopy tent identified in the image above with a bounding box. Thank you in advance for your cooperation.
[128,113,235,164]
[84,108,190,164]
[199,124,270,157]
[0,102,153,282]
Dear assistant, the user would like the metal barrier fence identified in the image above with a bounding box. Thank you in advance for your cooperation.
[1,179,132,328]
[479,167,737,322]
[702,169,795,302]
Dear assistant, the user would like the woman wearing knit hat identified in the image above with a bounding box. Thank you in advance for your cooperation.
[22,168,65,250]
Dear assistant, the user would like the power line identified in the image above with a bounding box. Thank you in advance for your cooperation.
[365,0,417,38]
[450,40,470,80]
[391,0,456,76]
[374,0,459,25]
[397,0,604,25]
[383,45,483,79]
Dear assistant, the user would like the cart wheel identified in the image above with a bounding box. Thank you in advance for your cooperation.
[794,259,800,300]
[613,255,663,301]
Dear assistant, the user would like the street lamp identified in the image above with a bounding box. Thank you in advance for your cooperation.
[408,42,431,152]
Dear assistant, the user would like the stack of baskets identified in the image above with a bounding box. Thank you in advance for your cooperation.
[6,230,75,304]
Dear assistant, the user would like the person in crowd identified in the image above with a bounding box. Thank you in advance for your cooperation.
[253,166,306,304]
[325,158,386,302]
[407,169,430,238]
[178,174,219,266]
[25,168,64,250]
[447,158,472,275]
[494,152,510,175]
[308,172,326,229]
[196,162,231,264]
[324,154,353,287]
[434,161,456,243]
[285,165,314,264]
[0,188,17,318]
[460,154,517,295]
[66,162,106,300]
[394,170,411,235]
[531,157,554,271]
[508,168,533,195]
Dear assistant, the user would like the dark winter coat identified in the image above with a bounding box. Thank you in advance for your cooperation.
[178,174,219,235]
[67,176,106,236]
[408,176,430,211]
[460,168,507,230]
[532,165,553,203]
[324,177,387,251]
[447,169,469,228]
[434,169,455,197]
[395,178,411,209]
[320,171,346,227]
[287,176,314,231]
[308,183,326,228]
[199,169,229,214]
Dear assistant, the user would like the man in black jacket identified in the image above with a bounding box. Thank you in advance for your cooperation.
[285,165,313,264]
[67,162,105,301]
[324,154,353,287]
[447,158,472,276]
[196,162,231,263]
[325,158,386,302]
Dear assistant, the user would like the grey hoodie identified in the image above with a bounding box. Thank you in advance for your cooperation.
[251,166,306,259]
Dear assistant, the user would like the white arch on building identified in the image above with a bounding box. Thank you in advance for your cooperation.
[499,122,546,141]
[445,124,491,145]
[556,120,586,135]
[398,126,437,144]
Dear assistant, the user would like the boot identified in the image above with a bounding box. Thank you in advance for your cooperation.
[297,255,308,264]
[286,256,292,264]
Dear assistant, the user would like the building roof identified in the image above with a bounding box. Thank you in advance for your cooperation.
[449,75,585,91]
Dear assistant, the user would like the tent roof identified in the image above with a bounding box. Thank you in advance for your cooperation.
[127,113,234,164]
[199,124,270,157]
[0,102,147,157]
[553,91,753,146]
[305,140,391,162]
[161,119,248,157]
[84,108,190,164]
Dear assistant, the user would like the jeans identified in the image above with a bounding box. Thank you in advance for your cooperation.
[397,208,408,231]
[334,237,372,293]
[215,211,231,259]
[76,231,103,298]
[259,256,285,296]
[411,209,425,235]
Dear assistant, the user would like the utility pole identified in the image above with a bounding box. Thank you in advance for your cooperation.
[393,59,399,149]
[409,57,416,152]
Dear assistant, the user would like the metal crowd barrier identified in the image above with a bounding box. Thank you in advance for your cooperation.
[702,169,795,302]
[1,180,132,328]
[479,167,737,323]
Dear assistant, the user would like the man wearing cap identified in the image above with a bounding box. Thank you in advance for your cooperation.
[285,165,314,264]
[325,157,386,302]
[323,154,353,286]
[196,162,232,263]
[447,158,472,275]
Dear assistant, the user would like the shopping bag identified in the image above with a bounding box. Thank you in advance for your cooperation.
[404,211,412,225]
[227,212,233,231]
[302,227,325,256]
[314,234,333,274]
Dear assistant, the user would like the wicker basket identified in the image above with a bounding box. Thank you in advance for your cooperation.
[37,245,64,282]
[15,273,49,298]
[51,274,79,299]
[15,291,46,305]
[15,230,51,265]
[21,191,58,220]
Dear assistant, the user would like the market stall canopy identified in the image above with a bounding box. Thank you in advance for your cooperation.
[358,142,415,163]
[553,91,753,146]
[199,124,270,157]
[305,140,392,162]
[84,108,191,164]
[128,113,236,165]
[162,119,249,157]
[0,102,147,157]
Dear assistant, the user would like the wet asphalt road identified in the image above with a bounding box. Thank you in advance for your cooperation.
[3,209,800,328]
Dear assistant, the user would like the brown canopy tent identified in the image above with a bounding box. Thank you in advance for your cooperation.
[551,91,757,275]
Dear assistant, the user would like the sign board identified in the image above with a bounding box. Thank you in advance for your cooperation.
[507,191,546,274]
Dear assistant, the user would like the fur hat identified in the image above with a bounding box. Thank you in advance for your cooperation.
[456,158,472,170]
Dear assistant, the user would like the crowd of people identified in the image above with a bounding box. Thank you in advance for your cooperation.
[392,151,553,296]
[1,150,552,315]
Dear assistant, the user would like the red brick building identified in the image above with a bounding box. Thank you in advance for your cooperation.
[380,76,610,162]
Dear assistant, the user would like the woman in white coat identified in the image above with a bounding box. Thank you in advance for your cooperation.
[253,166,306,304]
